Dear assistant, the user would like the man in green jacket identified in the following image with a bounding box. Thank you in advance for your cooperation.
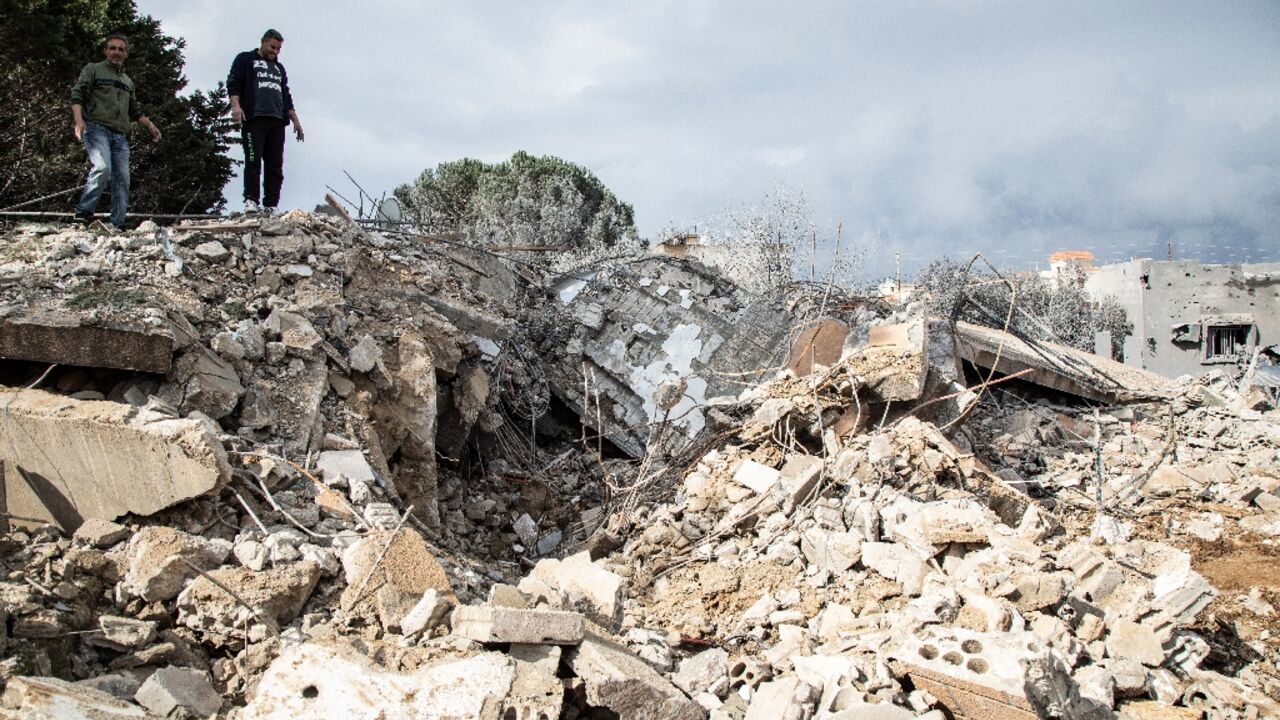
[70,33,162,230]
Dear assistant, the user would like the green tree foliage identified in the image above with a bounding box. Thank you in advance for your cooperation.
[0,0,234,214]
[394,151,640,253]
[915,257,1131,357]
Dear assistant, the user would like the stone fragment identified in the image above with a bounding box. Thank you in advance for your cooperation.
[72,519,131,548]
[673,647,730,696]
[733,460,780,495]
[1106,619,1165,667]
[777,454,823,508]
[172,346,244,419]
[193,240,230,262]
[567,629,704,720]
[744,676,818,720]
[524,551,624,630]
[861,542,931,595]
[87,616,157,651]
[0,389,229,531]
[0,676,147,719]
[348,334,383,373]
[237,642,516,720]
[401,589,454,639]
[117,527,232,601]
[452,605,584,644]
[177,562,321,643]
[313,445,373,484]
[339,529,453,613]
[134,667,221,718]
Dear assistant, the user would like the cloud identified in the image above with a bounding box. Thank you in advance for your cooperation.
[136,0,1280,276]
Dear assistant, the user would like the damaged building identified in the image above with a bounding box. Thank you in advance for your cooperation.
[1083,259,1280,378]
[0,212,1278,719]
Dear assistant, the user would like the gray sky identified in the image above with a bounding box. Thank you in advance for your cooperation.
[137,1,1280,278]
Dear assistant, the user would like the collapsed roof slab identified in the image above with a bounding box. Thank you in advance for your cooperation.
[0,310,173,374]
[545,257,791,457]
[954,321,1173,404]
[0,388,229,532]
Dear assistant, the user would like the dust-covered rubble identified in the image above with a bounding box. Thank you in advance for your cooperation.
[0,213,1278,718]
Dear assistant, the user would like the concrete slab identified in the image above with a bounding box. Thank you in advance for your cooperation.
[452,605,584,644]
[954,321,1173,403]
[0,389,229,532]
[238,642,517,720]
[0,675,149,719]
[0,310,172,373]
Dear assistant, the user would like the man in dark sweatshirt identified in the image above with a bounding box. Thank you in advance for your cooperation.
[227,29,304,214]
[70,33,162,230]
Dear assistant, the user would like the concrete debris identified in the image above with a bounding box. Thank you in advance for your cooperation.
[133,666,221,718]
[0,388,229,531]
[238,642,519,720]
[452,605,585,645]
[0,675,149,719]
[568,629,705,720]
[0,213,1277,719]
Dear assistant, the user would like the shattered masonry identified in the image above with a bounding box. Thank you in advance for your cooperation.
[0,210,1277,719]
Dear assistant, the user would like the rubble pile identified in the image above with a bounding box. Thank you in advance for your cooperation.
[0,213,1277,719]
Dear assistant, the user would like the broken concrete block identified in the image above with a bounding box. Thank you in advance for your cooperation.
[791,654,858,712]
[134,667,221,718]
[347,334,383,373]
[887,629,1048,720]
[800,528,862,573]
[488,583,531,609]
[72,519,130,548]
[86,616,157,652]
[117,527,231,602]
[673,647,730,697]
[526,551,624,630]
[1106,619,1165,667]
[452,605,584,644]
[313,445,373,484]
[400,588,454,639]
[0,675,148,719]
[777,453,823,509]
[238,642,516,720]
[890,500,995,557]
[733,459,780,495]
[177,561,320,644]
[861,542,931,595]
[568,628,704,720]
[339,528,453,613]
[0,389,229,531]
[0,309,172,373]
[171,345,244,419]
[744,676,818,720]
[375,586,420,633]
[193,240,230,262]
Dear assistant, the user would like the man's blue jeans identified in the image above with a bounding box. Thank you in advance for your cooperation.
[75,121,130,227]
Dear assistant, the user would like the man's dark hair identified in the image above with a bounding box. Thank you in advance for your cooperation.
[105,32,128,48]
[262,29,284,43]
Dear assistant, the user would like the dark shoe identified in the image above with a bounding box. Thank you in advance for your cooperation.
[72,210,93,225]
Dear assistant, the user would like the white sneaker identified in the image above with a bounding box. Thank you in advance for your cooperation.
[244,199,260,213]
[264,206,279,216]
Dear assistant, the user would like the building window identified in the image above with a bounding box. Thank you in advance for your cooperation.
[1203,324,1253,362]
